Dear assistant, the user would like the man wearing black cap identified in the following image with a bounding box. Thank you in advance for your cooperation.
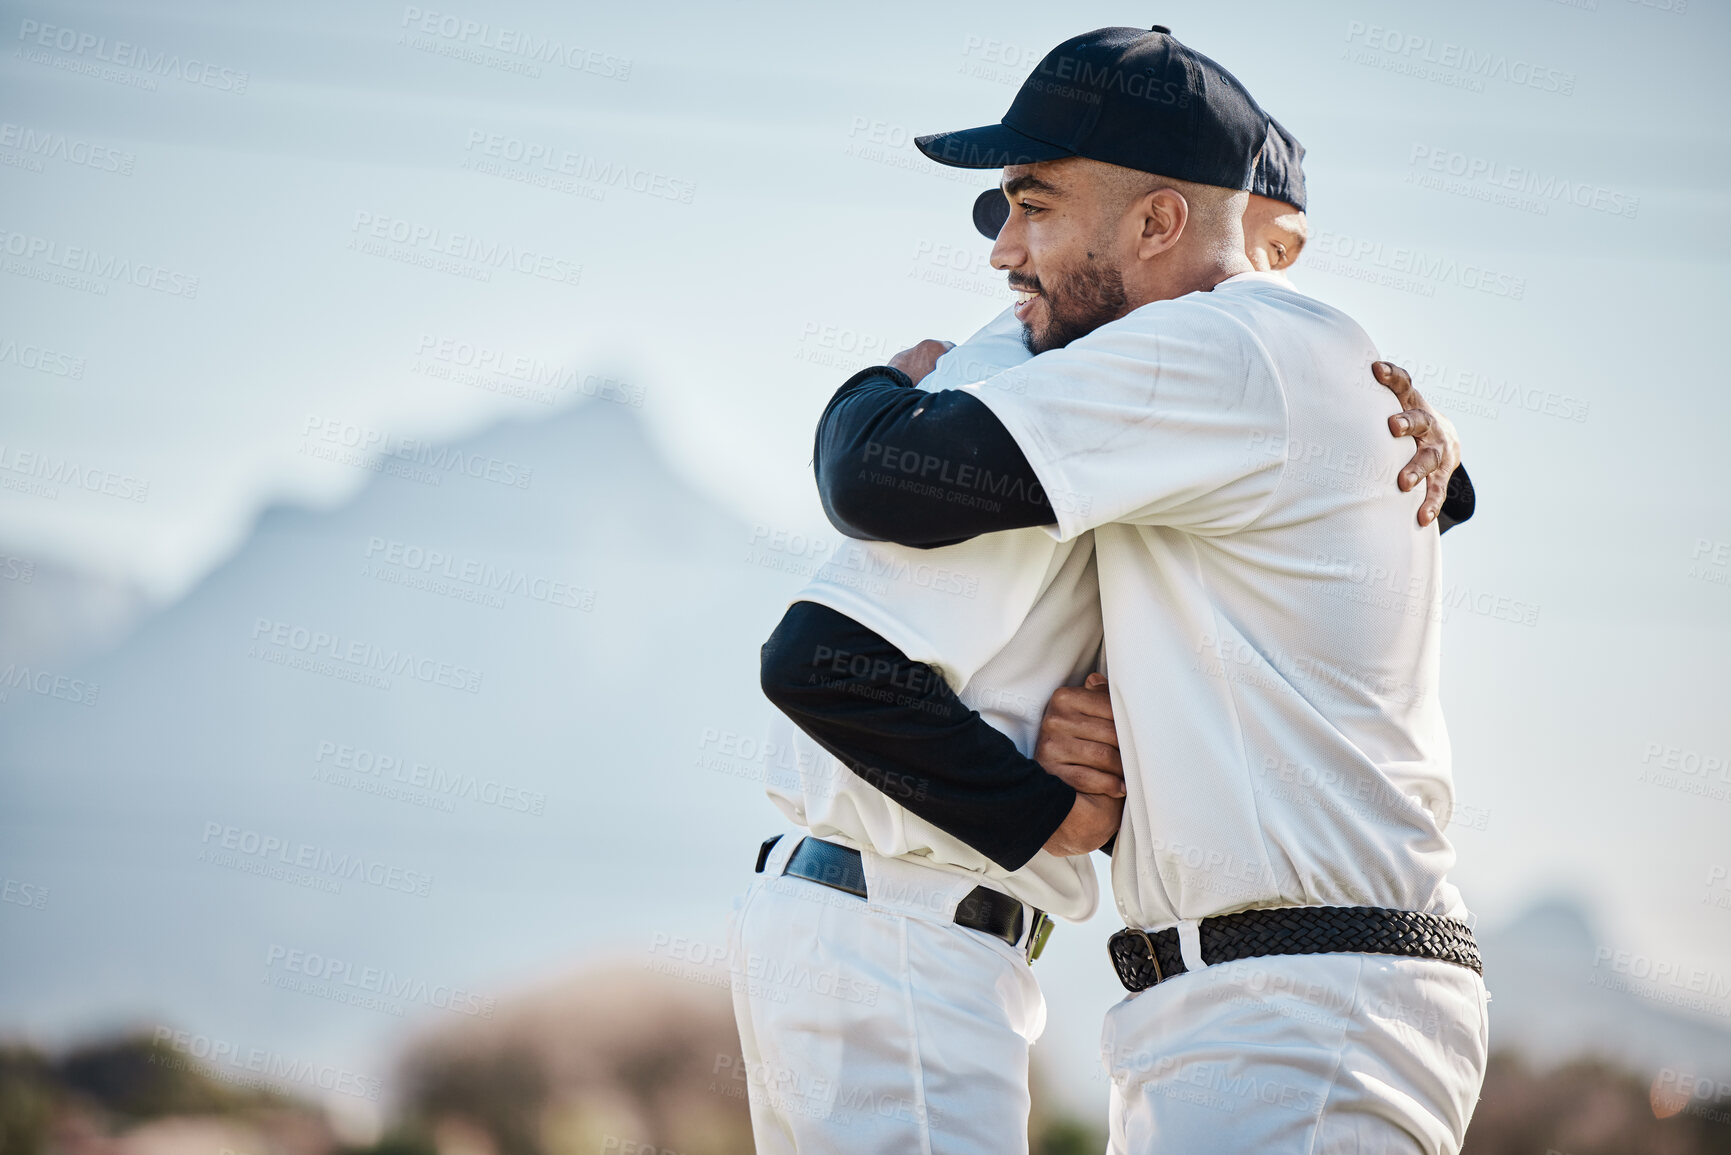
[973,113,1310,274]
[769,24,1489,1155]
[966,113,1473,527]
[1244,117,1309,273]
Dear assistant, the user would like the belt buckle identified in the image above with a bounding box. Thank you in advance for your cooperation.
[1025,910,1053,964]
[1130,928,1163,985]
[1106,927,1163,990]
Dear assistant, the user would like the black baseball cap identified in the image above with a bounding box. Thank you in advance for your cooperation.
[1251,117,1307,212]
[916,26,1267,190]
[970,111,1307,239]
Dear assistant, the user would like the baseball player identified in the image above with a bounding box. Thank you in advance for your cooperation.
[796,25,1492,1154]
[732,80,1475,1154]
[1243,118,1310,275]
[973,119,1470,534]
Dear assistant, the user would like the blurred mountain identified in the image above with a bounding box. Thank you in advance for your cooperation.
[1479,896,1731,1085]
[0,550,150,671]
[0,397,799,1095]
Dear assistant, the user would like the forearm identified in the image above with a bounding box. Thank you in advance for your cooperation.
[759,600,1076,871]
[814,366,1056,547]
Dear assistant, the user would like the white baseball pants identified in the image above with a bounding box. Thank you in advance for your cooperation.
[727,834,1046,1155]
[1102,949,1491,1154]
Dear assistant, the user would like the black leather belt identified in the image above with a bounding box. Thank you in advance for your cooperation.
[755,835,1051,962]
[1107,905,1481,992]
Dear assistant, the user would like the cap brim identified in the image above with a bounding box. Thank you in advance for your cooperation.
[915,122,1073,169]
[972,188,1010,240]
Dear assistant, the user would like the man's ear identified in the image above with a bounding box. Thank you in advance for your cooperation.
[1135,188,1187,259]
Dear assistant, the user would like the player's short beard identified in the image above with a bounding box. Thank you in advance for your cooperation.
[1016,256,1129,355]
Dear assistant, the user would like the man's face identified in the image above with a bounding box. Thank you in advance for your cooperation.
[991,160,1133,354]
[1241,192,1306,272]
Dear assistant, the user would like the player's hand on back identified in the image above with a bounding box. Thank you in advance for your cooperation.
[886,339,955,386]
[1038,674,1124,856]
[1373,360,1462,528]
[1035,673,1124,798]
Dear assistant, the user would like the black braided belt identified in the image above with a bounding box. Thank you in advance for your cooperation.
[1107,905,1481,993]
[755,834,1052,962]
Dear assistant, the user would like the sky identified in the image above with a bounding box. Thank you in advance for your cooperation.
[2,0,1730,1126]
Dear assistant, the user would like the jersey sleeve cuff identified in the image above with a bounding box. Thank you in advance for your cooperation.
[987,773,1079,873]
[840,364,916,391]
[964,380,1088,543]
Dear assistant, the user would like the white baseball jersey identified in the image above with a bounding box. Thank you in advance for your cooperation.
[765,307,1103,922]
[969,271,1466,931]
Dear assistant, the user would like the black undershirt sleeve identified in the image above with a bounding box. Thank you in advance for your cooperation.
[815,365,1479,541]
[814,366,1056,548]
[1437,464,1475,532]
[760,599,1077,872]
